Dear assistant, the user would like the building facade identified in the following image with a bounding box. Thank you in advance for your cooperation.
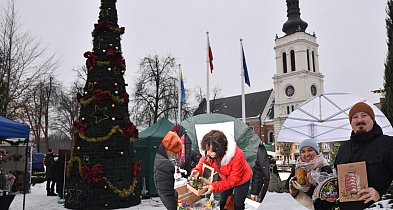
[272,0,325,161]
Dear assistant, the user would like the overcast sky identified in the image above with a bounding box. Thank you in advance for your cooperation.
[7,0,388,103]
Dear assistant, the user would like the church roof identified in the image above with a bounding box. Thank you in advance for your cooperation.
[194,89,274,120]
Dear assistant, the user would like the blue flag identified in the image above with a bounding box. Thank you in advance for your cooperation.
[180,71,186,103]
[242,46,250,86]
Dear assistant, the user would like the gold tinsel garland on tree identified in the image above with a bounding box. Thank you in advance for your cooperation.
[67,157,138,198]
[80,95,125,107]
[74,125,135,143]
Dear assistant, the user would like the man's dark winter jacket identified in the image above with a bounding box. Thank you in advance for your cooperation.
[44,153,56,179]
[250,142,270,202]
[153,144,178,210]
[335,123,393,210]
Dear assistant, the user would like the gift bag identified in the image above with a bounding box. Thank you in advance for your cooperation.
[224,195,235,210]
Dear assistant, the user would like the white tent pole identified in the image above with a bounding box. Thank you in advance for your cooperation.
[62,154,67,198]
[177,64,182,123]
[206,32,211,113]
[240,39,246,123]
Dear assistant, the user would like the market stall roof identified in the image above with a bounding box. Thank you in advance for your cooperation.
[277,93,393,143]
[135,118,174,146]
[0,116,30,139]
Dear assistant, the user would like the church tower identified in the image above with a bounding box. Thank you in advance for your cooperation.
[273,0,324,139]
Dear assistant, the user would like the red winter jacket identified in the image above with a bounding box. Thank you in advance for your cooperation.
[193,146,253,193]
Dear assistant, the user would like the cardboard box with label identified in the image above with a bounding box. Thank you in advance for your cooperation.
[337,161,368,202]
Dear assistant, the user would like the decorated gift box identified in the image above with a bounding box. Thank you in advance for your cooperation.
[187,164,214,196]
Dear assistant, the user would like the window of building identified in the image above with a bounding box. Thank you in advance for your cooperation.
[287,106,290,114]
[290,50,296,71]
[268,131,274,144]
[312,51,316,72]
[307,49,310,70]
[282,52,287,73]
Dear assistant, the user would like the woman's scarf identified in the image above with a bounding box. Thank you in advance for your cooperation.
[296,154,329,186]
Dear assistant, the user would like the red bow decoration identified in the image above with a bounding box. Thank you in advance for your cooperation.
[133,160,142,177]
[94,21,110,31]
[81,164,104,184]
[106,47,124,65]
[73,121,87,134]
[84,51,97,70]
[123,122,138,139]
[123,92,129,105]
[94,90,111,103]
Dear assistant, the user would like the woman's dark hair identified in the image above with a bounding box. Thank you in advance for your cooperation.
[201,130,227,162]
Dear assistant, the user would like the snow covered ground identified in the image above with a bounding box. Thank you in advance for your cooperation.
[8,182,392,210]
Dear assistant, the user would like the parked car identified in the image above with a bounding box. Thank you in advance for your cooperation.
[32,153,45,173]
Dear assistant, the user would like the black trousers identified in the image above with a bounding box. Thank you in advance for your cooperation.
[46,177,56,192]
[219,180,250,210]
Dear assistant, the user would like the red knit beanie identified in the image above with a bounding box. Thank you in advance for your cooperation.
[348,102,375,122]
[162,131,182,154]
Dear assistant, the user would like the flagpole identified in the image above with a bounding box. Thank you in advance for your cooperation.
[177,64,182,124]
[240,39,246,123]
[206,31,211,114]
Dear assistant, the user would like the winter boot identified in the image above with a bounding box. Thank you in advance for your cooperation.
[49,190,57,196]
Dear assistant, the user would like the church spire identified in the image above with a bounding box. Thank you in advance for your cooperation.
[282,0,308,35]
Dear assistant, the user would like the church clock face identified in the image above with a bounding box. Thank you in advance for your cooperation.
[311,85,317,96]
[285,85,295,97]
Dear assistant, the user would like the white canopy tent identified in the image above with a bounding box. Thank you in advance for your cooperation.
[276,93,393,143]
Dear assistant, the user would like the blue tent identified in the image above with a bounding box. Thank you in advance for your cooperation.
[0,116,30,210]
[0,116,30,139]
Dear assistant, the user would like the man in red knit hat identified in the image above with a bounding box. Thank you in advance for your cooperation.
[153,131,183,210]
[335,102,393,210]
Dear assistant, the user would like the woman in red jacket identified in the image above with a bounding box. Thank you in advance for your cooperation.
[191,130,252,210]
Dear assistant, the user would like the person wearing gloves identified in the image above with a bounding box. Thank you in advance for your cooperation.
[335,102,393,210]
[250,141,270,203]
[287,139,334,210]
[190,130,253,210]
[153,131,183,210]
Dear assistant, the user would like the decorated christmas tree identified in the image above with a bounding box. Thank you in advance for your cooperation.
[64,0,141,209]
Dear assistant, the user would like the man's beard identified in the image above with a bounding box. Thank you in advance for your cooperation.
[355,122,367,134]
[355,129,367,134]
